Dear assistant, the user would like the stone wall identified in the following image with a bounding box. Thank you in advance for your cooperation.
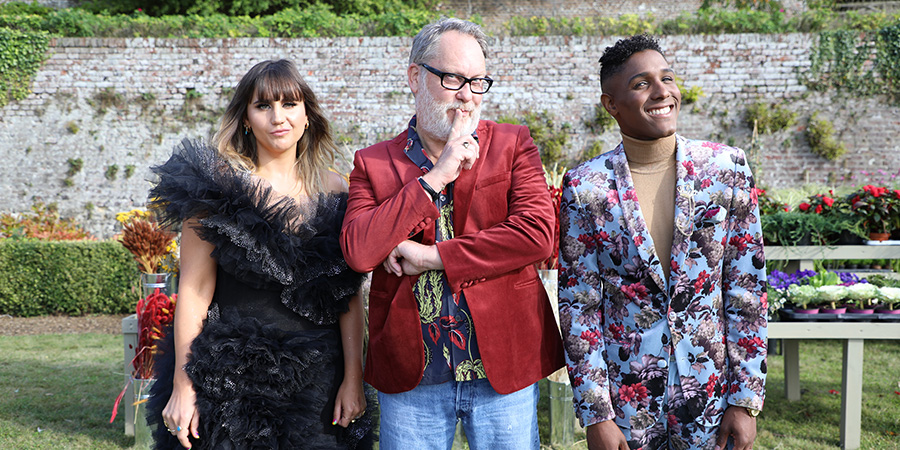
[2,33,898,238]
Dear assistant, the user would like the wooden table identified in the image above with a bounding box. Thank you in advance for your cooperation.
[768,322,900,450]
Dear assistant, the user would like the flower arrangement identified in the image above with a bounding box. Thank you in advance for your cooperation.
[850,185,900,235]
[116,209,178,273]
[133,288,177,379]
[110,287,177,423]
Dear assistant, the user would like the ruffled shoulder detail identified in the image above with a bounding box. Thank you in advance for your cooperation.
[149,139,364,325]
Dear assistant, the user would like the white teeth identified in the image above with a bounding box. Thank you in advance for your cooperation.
[648,106,671,116]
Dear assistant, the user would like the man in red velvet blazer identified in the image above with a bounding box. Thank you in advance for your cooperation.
[340,18,565,449]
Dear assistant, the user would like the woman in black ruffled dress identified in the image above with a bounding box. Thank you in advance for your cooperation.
[145,59,373,449]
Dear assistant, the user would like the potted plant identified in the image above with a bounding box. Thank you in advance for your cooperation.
[808,193,867,245]
[815,285,848,314]
[876,286,900,314]
[761,210,828,246]
[845,283,879,313]
[787,284,819,313]
[850,185,898,241]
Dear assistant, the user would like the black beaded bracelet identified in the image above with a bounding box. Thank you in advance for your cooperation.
[418,177,439,202]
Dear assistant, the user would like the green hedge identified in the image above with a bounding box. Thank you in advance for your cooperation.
[0,4,441,38]
[0,240,140,317]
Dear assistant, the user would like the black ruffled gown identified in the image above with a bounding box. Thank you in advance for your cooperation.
[145,140,373,449]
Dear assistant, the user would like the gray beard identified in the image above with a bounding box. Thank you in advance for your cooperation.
[415,87,480,142]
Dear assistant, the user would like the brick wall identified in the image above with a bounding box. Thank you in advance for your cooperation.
[2,33,897,237]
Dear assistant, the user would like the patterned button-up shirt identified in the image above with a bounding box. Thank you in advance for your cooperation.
[404,116,486,384]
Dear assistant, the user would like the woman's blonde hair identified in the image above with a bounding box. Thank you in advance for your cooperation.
[213,59,336,195]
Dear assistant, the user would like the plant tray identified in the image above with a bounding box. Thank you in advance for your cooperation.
[779,309,900,322]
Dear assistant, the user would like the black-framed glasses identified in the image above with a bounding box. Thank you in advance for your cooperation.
[420,64,493,94]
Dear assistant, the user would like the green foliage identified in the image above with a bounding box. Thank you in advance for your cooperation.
[0,28,49,107]
[71,0,437,17]
[805,30,875,93]
[92,87,124,114]
[804,24,900,101]
[124,164,136,179]
[66,158,83,176]
[498,111,570,167]
[806,113,846,160]
[745,101,796,134]
[579,141,606,163]
[761,211,830,246]
[65,120,79,134]
[0,202,93,241]
[0,2,440,38]
[584,103,616,134]
[676,79,704,105]
[104,164,118,181]
[505,14,656,36]
[0,240,139,316]
[877,23,900,101]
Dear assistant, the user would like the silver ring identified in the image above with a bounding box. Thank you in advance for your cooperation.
[462,142,470,149]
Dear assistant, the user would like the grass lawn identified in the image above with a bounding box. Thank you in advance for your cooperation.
[0,334,898,449]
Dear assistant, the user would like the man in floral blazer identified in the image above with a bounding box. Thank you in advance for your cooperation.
[559,34,767,450]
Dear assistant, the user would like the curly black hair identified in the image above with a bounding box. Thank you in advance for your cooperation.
[599,34,665,89]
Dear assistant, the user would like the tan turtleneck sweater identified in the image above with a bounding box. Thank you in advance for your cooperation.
[622,133,677,280]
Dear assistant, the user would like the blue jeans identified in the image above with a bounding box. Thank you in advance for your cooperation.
[378,379,540,450]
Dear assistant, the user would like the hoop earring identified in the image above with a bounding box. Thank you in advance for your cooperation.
[304,122,309,130]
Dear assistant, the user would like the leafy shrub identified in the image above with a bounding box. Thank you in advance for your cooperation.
[806,113,846,160]
[584,103,616,134]
[0,202,93,241]
[498,111,570,167]
[745,101,796,134]
[0,240,140,316]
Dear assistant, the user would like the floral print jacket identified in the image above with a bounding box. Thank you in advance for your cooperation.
[559,135,767,437]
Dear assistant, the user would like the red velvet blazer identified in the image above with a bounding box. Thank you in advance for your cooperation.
[340,120,566,395]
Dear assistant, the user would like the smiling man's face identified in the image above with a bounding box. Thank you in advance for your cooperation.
[601,49,681,140]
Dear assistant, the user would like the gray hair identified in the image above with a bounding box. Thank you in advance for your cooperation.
[408,18,488,65]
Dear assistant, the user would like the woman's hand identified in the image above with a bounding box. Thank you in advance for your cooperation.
[162,382,201,449]
[332,378,366,428]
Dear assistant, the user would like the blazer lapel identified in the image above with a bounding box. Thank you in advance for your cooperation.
[610,145,667,293]
[387,133,437,247]
[449,122,488,234]
[670,135,697,289]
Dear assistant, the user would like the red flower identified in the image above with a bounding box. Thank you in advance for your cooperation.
[694,270,710,294]
[823,196,834,206]
[619,383,648,403]
[737,336,765,358]
[799,203,810,212]
[580,329,601,346]
[705,374,719,397]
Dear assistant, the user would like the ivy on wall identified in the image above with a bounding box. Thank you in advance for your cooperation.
[805,24,900,101]
[0,28,49,107]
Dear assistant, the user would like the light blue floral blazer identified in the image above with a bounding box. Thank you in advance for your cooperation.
[559,135,767,444]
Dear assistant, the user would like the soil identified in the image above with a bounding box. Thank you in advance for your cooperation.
[0,314,129,336]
